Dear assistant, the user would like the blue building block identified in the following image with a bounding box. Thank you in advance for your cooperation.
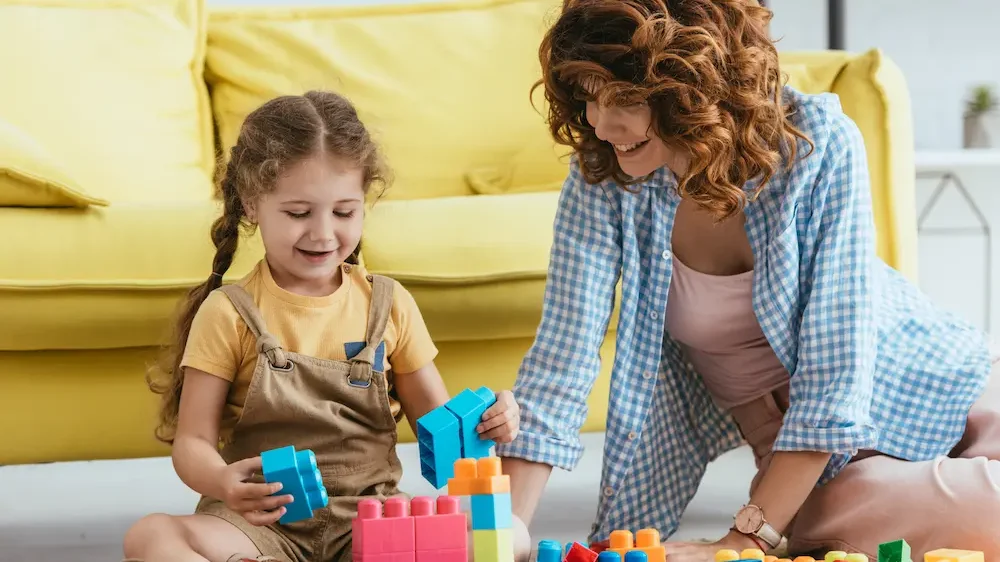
[260,445,328,525]
[597,552,622,561]
[444,386,497,460]
[470,492,513,530]
[536,539,562,562]
[416,406,461,489]
[625,552,648,561]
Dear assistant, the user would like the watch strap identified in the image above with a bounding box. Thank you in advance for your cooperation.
[755,521,783,549]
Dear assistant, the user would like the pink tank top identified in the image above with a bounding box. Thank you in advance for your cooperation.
[665,254,789,410]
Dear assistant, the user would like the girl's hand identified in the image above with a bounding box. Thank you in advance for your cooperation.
[218,456,295,526]
[476,390,520,443]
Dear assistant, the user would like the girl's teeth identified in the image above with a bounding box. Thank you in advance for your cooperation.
[615,142,641,152]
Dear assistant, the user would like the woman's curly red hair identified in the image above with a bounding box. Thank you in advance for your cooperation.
[536,0,814,219]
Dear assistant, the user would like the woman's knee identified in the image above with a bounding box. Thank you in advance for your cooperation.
[122,513,184,557]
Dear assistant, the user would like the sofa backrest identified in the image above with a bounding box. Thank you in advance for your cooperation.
[206,1,916,278]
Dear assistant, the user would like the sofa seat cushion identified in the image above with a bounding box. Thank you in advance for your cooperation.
[0,203,263,351]
[362,191,620,342]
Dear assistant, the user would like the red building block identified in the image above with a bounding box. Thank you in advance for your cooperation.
[352,496,415,558]
[564,541,599,562]
[411,495,468,554]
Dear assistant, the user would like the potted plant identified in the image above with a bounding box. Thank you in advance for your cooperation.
[963,84,999,148]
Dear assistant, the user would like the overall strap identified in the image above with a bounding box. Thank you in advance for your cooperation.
[217,284,290,370]
[348,274,395,386]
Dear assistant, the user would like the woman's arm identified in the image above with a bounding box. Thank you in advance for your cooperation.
[742,450,832,534]
[496,158,623,526]
[171,367,233,500]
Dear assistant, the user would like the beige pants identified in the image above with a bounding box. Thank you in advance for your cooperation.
[730,362,1000,560]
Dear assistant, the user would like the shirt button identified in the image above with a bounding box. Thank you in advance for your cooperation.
[650,311,658,320]
[628,431,637,440]
[644,371,654,380]
[662,250,671,260]
[603,486,614,497]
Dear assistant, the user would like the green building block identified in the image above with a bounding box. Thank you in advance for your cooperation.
[877,539,912,562]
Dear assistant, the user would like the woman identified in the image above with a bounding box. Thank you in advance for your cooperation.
[496,1,999,561]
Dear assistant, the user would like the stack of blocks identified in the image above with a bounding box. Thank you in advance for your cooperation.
[259,445,329,525]
[447,457,514,562]
[352,495,467,561]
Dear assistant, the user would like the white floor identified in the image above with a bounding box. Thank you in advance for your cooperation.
[0,433,755,562]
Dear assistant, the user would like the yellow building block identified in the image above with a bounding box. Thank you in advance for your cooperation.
[826,552,848,562]
[741,549,766,560]
[716,549,740,562]
[472,529,513,562]
[924,549,984,562]
[845,554,868,562]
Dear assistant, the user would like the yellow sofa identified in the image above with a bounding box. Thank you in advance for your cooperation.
[0,0,916,466]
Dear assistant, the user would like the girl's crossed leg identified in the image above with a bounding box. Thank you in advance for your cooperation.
[122,512,270,562]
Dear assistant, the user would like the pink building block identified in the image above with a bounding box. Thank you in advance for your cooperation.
[411,495,468,561]
[352,496,416,559]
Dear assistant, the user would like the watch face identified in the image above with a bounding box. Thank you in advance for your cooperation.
[735,506,764,533]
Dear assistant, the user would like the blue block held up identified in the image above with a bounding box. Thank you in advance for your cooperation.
[444,386,497,460]
[416,406,461,489]
[260,445,328,524]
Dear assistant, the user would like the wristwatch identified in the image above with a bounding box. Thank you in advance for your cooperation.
[733,504,783,549]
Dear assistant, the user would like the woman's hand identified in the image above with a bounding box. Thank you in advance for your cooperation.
[663,530,762,562]
[217,456,294,526]
[465,513,531,562]
[477,390,521,443]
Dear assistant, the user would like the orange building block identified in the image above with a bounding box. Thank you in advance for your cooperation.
[608,529,634,558]
[635,528,665,562]
[924,549,984,562]
[446,457,510,496]
[793,558,817,562]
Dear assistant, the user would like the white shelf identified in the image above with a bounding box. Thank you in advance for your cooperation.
[916,149,1000,169]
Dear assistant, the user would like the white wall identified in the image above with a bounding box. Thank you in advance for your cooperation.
[769,0,1000,151]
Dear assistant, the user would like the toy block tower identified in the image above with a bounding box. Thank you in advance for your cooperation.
[260,445,328,524]
[605,529,665,562]
[446,456,514,562]
[416,386,497,489]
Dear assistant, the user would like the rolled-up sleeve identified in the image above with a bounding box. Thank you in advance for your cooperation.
[774,112,880,456]
[495,158,622,470]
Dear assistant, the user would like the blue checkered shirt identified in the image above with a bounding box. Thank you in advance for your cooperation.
[494,87,993,543]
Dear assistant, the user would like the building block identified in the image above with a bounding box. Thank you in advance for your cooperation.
[924,550,985,562]
[260,445,328,524]
[444,386,498,460]
[635,528,665,562]
[410,495,466,553]
[792,558,816,562]
[742,549,765,560]
[416,407,462,489]
[844,555,868,562]
[564,542,599,562]
[473,529,514,562]
[447,457,510,496]
[598,553,623,562]
[826,552,848,562]
[716,549,741,562]
[415,549,465,562]
[625,553,650,561]
[537,540,563,562]
[470,492,513,530]
[608,530,634,558]
[879,540,913,562]
[351,497,415,557]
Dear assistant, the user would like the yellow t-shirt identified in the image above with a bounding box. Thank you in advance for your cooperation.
[180,259,438,432]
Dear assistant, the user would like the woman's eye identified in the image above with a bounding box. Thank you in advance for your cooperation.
[285,211,308,218]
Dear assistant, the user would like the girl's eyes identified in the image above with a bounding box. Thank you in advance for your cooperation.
[283,210,355,219]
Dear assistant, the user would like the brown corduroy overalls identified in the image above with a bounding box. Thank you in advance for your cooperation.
[196,274,405,562]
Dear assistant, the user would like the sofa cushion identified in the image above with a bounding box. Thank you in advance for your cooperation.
[205,0,568,201]
[362,190,620,342]
[0,203,264,351]
[0,0,215,204]
[0,118,108,208]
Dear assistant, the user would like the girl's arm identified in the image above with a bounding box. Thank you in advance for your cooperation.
[394,361,451,437]
[171,367,233,500]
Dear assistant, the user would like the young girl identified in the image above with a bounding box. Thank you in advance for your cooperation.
[123,91,521,562]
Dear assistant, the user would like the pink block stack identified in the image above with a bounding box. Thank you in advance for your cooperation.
[353,495,467,561]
